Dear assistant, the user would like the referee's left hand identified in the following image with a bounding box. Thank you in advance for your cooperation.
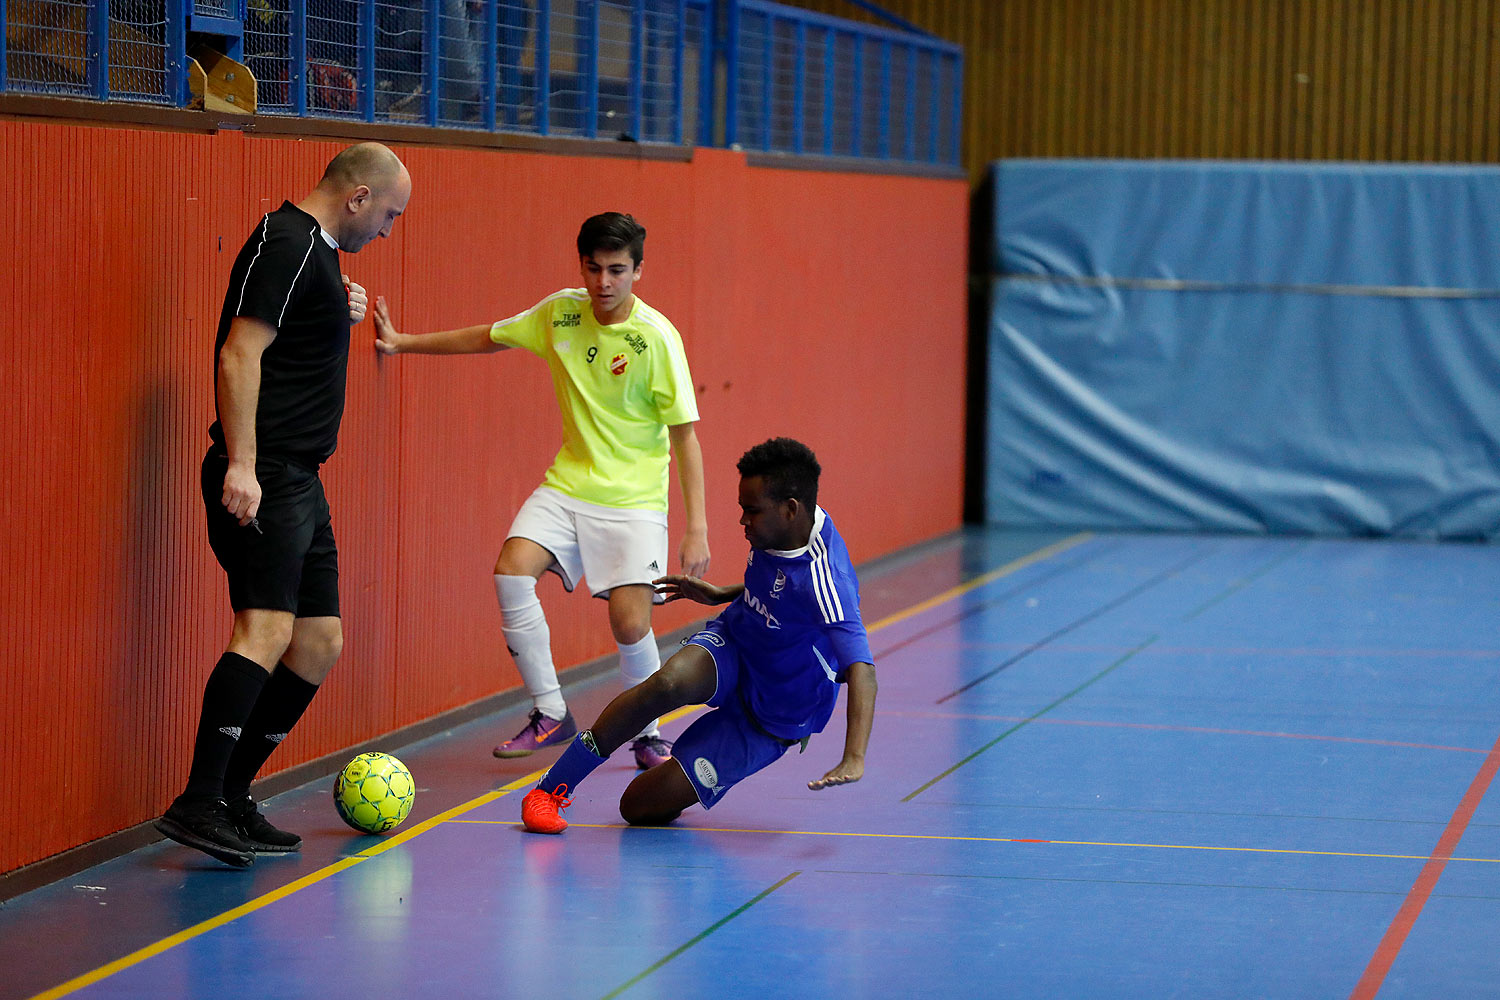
[344,275,368,324]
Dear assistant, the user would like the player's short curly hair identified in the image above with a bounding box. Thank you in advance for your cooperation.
[577,212,647,265]
[737,438,821,509]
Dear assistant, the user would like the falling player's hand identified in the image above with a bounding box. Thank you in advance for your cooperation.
[344,275,368,324]
[809,754,864,790]
[373,295,402,354]
[654,574,729,606]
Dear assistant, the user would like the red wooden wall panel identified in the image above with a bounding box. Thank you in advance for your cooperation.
[0,122,966,874]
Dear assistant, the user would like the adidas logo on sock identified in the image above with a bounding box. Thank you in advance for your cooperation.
[265,732,287,744]
[219,726,243,740]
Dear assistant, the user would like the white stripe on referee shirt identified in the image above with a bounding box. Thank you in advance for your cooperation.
[234,214,271,317]
[277,227,319,327]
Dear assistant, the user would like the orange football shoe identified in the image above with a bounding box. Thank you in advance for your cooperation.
[521,784,572,834]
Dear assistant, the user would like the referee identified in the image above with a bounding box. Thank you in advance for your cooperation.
[155,143,412,867]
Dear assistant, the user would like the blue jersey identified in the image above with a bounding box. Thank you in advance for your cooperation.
[714,507,873,741]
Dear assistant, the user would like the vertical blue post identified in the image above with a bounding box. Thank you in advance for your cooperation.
[671,0,684,144]
[360,0,376,120]
[759,13,771,150]
[483,0,498,129]
[926,47,940,162]
[424,0,440,123]
[537,0,550,134]
[165,0,186,104]
[695,0,713,145]
[723,0,738,148]
[91,0,110,100]
[902,42,915,160]
[790,20,803,154]
[850,33,862,156]
[629,0,643,139]
[583,0,599,137]
[290,0,307,114]
[949,51,962,166]
[877,39,890,159]
[0,0,7,92]
[821,28,834,155]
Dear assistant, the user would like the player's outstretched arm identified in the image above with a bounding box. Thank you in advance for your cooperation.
[652,575,743,606]
[373,295,506,356]
[809,661,876,790]
[668,422,711,578]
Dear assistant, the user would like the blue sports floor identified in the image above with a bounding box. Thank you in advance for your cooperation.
[5,530,1500,999]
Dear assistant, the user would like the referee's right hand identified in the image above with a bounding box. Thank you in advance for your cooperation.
[223,463,262,527]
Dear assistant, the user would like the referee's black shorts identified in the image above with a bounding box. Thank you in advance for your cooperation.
[201,449,340,617]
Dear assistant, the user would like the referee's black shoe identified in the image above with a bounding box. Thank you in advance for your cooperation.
[154,795,256,868]
[227,795,303,853]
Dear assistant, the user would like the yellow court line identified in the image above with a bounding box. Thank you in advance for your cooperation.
[32,535,1092,1000]
[862,532,1093,633]
[513,823,1500,865]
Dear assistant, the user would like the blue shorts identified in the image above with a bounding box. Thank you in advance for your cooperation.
[676,622,794,809]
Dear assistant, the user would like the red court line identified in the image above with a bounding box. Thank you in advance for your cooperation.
[1349,730,1500,1000]
[880,709,1490,756]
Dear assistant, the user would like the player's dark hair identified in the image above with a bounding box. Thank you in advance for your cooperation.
[737,438,820,509]
[577,212,647,265]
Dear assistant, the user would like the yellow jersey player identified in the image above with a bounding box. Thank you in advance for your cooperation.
[373,213,708,769]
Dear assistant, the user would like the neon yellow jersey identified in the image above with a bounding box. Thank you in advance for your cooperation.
[490,289,699,511]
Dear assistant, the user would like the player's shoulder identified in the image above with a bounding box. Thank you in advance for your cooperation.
[629,297,683,343]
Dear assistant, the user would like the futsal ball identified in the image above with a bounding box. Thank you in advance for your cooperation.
[333,752,415,834]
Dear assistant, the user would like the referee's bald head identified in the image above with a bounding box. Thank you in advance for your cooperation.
[320,142,408,195]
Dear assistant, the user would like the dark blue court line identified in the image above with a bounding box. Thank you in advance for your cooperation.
[935,545,1217,704]
[908,542,1306,800]
[904,635,1160,801]
[599,870,802,1000]
[868,539,1125,663]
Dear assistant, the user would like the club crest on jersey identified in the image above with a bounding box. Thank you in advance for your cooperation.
[772,570,786,597]
[610,353,628,376]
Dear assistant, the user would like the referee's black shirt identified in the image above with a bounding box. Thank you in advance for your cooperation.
[209,201,350,469]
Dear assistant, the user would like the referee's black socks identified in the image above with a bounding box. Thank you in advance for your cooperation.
[182,651,270,801]
[223,663,320,802]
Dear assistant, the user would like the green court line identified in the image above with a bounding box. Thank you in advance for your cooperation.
[904,635,1160,801]
[598,871,802,1000]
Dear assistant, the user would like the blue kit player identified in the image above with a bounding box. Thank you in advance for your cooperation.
[522,437,877,833]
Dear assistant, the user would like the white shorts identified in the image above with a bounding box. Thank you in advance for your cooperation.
[507,487,669,601]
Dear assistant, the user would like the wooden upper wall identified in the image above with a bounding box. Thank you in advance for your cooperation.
[794,0,1500,180]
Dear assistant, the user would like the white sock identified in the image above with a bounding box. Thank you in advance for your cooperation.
[618,631,661,739]
[495,574,566,719]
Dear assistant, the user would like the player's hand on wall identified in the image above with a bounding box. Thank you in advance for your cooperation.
[679,531,710,579]
[344,275,368,324]
[222,464,262,527]
[373,295,401,354]
[808,754,864,790]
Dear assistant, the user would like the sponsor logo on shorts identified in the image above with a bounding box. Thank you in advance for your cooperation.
[219,726,242,740]
[693,757,719,788]
[694,629,726,647]
[648,559,660,573]
[610,353,628,375]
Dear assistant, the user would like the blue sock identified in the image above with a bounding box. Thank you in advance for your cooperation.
[539,731,606,795]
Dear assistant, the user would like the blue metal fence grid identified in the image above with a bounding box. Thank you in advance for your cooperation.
[727,0,960,166]
[1,1,960,169]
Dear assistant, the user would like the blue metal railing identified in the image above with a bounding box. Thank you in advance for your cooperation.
[1,1,962,167]
[726,0,960,165]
